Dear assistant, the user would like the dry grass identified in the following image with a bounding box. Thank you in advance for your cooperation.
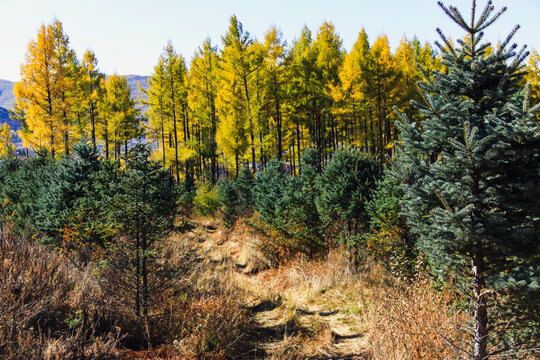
[235,246,470,360]
[159,233,254,359]
[0,223,253,360]
[362,273,468,360]
[0,226,121,360]
[0,218,478,360]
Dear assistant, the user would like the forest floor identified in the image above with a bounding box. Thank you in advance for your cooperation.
[174,218,371,359]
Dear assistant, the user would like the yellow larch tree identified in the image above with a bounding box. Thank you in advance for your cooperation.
[99,75,140,160]
[188,39,219,182]
[525,50,540,120]
[262,26,288,161]
[144,55,168,166]
[0,123,16,158]
[220,15,262,172]
[79,50,105,150]
[15,20,76,156]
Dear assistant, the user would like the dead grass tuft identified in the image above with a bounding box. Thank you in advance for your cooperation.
[362,271,468,360]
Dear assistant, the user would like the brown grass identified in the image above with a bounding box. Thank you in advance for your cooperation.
[236,247,470,360]
[362,273,468,360]
[0,226,121,360]
[0,218,479,360]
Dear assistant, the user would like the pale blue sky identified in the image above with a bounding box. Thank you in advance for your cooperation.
[0,0,538,81]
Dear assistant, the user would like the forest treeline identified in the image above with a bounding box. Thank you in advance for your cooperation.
[8,16,538,180]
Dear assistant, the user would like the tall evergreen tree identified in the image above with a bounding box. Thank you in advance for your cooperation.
[393,1,540,359]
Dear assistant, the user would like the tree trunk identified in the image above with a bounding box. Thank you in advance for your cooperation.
[242,75,256,171]
[160,102,166,166]
[472,254,489,360]
[135,227,141,323]
[296,122,301,174]
[142,232,148,322]
[235,152,239,179]
[171,78,180,182]
[90,102,96,150]
[104,120,109,159]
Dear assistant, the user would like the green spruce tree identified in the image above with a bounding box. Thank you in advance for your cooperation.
[392,1,540,358]
[110,144,177,334]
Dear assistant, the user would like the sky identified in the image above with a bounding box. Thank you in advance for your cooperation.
[0,0,539,82]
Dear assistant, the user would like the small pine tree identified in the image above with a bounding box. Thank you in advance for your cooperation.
[35,141,102,244]
[315,148,380,238]
[218,178,239,227]
[392,1,540,358]
[253,160,290,230]
[218,167,256,227]
[109,143,177,335]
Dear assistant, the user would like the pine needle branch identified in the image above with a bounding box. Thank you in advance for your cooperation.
[475,1,494,30]
[498,25,520,55]
[471,0,477,28]
[477,6,507,32]
[437,28,458,58]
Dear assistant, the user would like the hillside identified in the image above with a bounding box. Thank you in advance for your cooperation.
[0,107,20,131]
[0,75,149,111]
[0,80,15,109]
[123,75,149,105]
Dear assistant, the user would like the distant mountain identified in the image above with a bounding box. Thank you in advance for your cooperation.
[0,75,149,112]
[0,75,149,147]
[0,80,15,109]
[0,107,19,130]
[124,75,149,105]
[0,107,22,144]
[105,75,149,112]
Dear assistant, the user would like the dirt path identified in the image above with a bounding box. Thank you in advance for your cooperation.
[181,221,370,359]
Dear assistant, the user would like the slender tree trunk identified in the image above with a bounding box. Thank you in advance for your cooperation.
[114,131,118,161]
[171,80,180,182]
[472,254,488,360]
[274,74,282,161]
[50,119,55,157]
[62,92,69,155]
[48,89,55,157]
[160,101,166,166]
[377,77,384,169]
[142,232,148,323]
[135,226,141,323]
[235,152,239,179]
[296,122,301,173]
[104,120,109,159]
[369,107,375,155]
[90,102,96,150]
[242,74,256,171]
[291,139,296,176]
[210,98,217,183]
[363,110,369,152]
[182,104,190,181]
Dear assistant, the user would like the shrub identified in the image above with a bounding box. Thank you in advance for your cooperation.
[194,180,221,217]
[252,155,326,258]
[218,167,255,227]
[218,178,239,227]
[253,160,290,229]
[362,173,417,277]
[315,148,380,238]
